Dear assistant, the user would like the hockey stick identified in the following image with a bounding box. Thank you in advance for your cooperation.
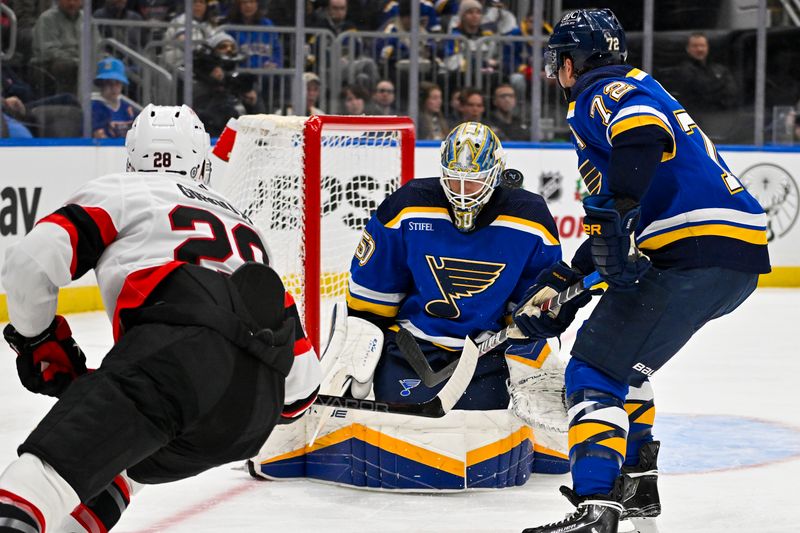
[397,271,602,387]
[313,334,480,418]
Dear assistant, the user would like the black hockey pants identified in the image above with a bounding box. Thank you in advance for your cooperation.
[18,264,294,501]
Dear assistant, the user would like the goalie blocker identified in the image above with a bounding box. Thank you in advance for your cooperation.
[248,306,569,491]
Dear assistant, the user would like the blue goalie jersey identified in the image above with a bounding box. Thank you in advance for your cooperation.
[568,65,770,273]
[347,178,562,349]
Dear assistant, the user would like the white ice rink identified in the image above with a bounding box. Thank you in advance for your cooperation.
[2,288,799,533]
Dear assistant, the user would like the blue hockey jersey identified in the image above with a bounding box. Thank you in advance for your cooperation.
[567,65,770,273]
[347,178,561,349]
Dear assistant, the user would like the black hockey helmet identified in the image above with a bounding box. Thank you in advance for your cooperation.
[544,8,627,79]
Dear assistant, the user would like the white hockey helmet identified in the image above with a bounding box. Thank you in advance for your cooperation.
[125,104,211,183]
[440,122,506,232]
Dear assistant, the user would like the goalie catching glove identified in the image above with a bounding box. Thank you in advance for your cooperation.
[3,315,88,397]
[511,261,595,342]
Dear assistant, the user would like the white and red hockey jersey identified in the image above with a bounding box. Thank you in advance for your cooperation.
[1,171,320,419]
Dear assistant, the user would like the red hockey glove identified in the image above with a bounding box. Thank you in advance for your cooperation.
[3,315,88,397]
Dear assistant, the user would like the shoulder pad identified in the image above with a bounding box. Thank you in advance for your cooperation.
[375,178,448,226]
[481,187,560,244]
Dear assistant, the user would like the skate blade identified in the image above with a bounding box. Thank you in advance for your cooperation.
[619,517,660,533]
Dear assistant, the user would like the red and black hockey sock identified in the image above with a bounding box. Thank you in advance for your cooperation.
[70,475,131,533]
[0,490,45,533]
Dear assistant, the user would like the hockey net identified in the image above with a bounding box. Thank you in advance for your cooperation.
[218,115,415,354]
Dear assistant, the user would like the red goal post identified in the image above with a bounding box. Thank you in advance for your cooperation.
[219,115,416,354]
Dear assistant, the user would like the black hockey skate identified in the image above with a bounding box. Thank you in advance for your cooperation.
[521,483,625,533]
[620,441,661,519]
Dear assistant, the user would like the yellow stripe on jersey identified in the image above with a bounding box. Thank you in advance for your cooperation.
[492,215,560,245]
[609,115,677,161]
[432,342,460,352]
[387,324,460,353]
[625,68,648,80]
[384,207,451,229]
[346,290,400,317]
[567,101,576,119]
[638,224,768,250]
[569,125,587,149]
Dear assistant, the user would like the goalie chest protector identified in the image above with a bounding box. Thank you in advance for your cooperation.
[347,178,562,349]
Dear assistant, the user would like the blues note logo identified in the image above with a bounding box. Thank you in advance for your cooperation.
[399,378,422,397]
[424,255,505,319]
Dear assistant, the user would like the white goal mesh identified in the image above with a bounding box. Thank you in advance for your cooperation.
[218,115,415,352]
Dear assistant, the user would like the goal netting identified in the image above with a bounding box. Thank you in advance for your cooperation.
[217,115,415,353]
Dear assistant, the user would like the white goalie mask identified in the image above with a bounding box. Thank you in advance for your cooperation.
[440,122,506,232]
[125,104,211,184]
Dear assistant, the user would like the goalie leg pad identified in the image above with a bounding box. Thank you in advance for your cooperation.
[505,338,569,437]
[250,406,569,490]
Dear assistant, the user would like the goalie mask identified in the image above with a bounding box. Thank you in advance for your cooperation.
[440,122,506,232]
[125,104,211,184]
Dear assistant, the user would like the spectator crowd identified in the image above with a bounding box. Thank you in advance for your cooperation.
[1,0,799,142]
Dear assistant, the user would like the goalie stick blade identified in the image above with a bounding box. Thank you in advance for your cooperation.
[396,328,456,387]
[314,394,447,418]
[314,334,479,417]
[437,335,479,412]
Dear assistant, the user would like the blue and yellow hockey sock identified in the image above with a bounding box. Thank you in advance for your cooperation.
[565,358,629,496]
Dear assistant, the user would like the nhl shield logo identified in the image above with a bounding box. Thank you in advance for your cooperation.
[539,171,563,201]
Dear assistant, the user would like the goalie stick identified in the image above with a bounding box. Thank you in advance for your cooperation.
[313,334,480,418]
[397,271,602,387]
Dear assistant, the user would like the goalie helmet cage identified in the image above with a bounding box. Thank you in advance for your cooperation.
[220,114,415,354]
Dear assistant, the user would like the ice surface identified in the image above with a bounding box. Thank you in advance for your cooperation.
[1,289,798,532]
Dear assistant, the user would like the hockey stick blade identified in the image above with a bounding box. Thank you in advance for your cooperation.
[396,271,602,383]
[396,328,453,387]
[314,393,447,418]
[314,334,478,417]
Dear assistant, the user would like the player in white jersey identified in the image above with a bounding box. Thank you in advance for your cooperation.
[0,105,321,533]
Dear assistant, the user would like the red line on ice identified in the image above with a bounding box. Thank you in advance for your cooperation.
[127,481,254,532]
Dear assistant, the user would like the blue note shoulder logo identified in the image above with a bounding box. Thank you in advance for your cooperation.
[399,378,422,397]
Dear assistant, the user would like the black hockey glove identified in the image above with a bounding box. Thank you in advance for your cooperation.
[3,315,88,397]
[583,196,651,289]
[511,261,595,341]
